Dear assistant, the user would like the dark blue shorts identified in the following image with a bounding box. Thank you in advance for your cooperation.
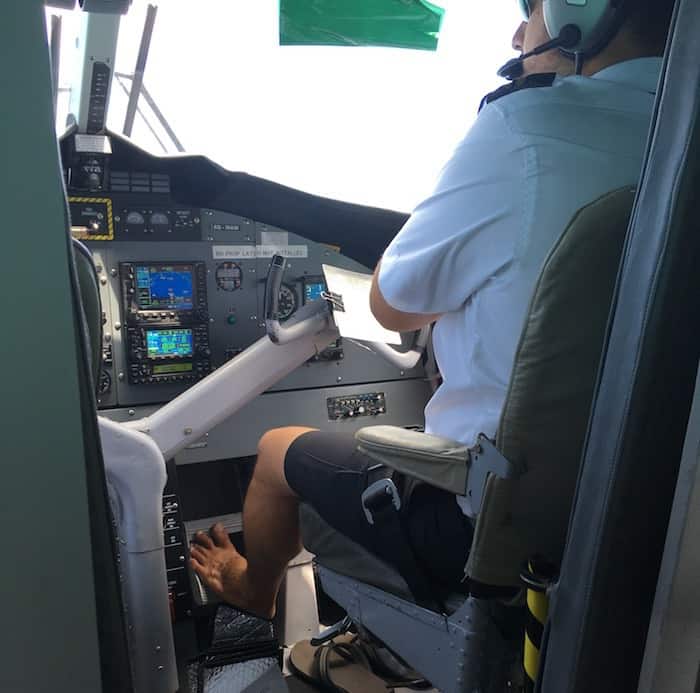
[284,430,473,592]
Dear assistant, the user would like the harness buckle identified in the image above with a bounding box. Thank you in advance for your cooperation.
[361,478,401,525]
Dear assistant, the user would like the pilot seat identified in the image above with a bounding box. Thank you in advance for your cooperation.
[298,186,637,693]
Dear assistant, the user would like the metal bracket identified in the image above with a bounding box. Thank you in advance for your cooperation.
[79,0,132,13]
[467,435,524,513]
[361,478,401,525]
[321,290,345,312]
[310,615,353,647]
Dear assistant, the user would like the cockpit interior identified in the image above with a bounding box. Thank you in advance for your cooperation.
[6,1,700,693]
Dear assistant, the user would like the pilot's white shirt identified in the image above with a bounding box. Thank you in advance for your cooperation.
[378,57,662,516]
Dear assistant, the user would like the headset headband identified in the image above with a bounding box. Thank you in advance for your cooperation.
[519,0,532,20]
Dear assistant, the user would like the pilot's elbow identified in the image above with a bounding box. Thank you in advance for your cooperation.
[369,286,381,320]
[373,311,402,332]
[370,273,405,330]
[369,293,392,330]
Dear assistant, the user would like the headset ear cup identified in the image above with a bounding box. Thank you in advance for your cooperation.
[543,0,623,56]
[519,0,531,20]
[541,0,558,41]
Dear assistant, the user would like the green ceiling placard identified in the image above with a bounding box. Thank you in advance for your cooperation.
[280,0,445,51]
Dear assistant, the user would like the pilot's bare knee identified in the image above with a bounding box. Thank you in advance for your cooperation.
[255,426,316,488]
[257,427,293,467]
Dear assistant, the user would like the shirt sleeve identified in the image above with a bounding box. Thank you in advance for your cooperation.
[378,103,527,315]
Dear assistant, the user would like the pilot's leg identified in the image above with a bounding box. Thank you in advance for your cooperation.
[189,426,316,618]
[190,427,473,617]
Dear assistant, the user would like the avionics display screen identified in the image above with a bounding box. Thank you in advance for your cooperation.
[136,264,194,311]
[146,329,193,358]
[152,363,194,375]
[303,280,326,304]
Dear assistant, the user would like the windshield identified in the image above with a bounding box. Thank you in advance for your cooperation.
[47,1,520,211]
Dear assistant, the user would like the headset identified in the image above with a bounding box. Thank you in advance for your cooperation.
[543,0,628,58]
[500,0,629,79]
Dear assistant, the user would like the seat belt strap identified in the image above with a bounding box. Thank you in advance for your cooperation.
[361,478,442,612]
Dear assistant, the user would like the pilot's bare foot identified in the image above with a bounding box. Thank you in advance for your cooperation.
[189,523,275,619]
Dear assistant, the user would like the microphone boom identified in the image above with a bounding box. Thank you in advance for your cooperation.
[497,24,582,81]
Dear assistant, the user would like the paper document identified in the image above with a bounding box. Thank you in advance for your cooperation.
[322,264,402,345]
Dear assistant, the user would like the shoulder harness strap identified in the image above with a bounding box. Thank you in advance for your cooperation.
[479,72,556,113]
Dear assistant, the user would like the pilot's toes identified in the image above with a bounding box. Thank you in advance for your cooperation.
[192,530,214,549]
[189,544,207,564]
[210,522,233,548]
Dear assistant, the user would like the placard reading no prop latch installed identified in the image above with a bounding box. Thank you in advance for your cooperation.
[212,245,308,260]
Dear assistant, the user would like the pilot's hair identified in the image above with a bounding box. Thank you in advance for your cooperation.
[623,0,677,53]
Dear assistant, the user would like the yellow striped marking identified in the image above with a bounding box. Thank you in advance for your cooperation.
[68,197,114,241]
[527,588,549,625]
[524,632,540,682]
[524,564,550,684]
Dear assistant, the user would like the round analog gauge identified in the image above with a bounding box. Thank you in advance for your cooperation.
[278,284,298,321]
[126,211,145,225]
[216,262,242,291]
[150,212,170,231]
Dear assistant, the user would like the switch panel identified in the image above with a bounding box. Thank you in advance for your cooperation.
[327,392,386,420]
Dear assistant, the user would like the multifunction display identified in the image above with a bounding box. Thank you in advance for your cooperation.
[126,325,210,385]
[121,261,211,385]
[136,265,194,312]
[121,261,208,325]
[146,328,194,358]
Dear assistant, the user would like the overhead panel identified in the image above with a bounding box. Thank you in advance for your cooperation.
[279,0,445,51]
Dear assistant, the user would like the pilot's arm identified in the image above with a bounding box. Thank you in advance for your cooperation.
[370,261,441,332]
[369,101,522,331]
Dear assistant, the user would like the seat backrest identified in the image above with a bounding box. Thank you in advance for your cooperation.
[467,186,636,586]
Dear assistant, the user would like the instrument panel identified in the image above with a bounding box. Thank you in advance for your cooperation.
[71,196,426,411]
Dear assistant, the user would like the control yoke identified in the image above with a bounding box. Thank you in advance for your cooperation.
[264,255,429,369]
[264,255,332,344]
[264,254,287,327]
[369,326,430,370]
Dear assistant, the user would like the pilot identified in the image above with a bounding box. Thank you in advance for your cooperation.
[190,0,676,620]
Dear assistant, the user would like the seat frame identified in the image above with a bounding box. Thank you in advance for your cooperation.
[316,566,518,693]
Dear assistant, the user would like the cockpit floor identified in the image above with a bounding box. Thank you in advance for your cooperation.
[284,675,319,692]
[285,674,437,692]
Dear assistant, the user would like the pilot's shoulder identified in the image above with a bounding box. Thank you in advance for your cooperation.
[479,73,557,113]
[478,72,597,137]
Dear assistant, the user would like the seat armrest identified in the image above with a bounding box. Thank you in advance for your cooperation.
[354,425,469,494]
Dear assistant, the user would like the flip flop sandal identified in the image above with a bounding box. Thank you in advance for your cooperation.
[349,637,431,690]
[289,634,391,693]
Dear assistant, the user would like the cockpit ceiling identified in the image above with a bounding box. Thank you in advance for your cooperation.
[61,129,408,270]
